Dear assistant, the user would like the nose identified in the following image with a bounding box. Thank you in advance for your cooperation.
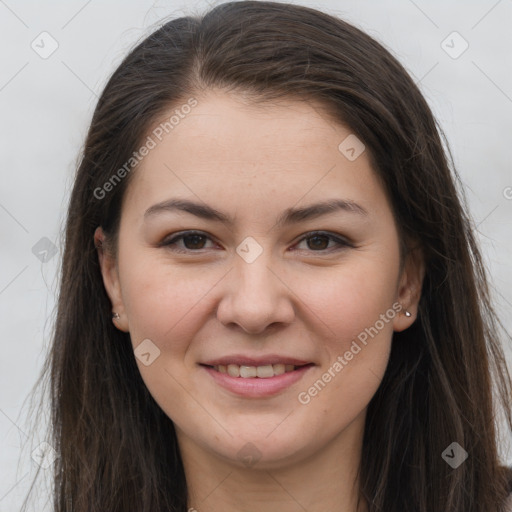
[216,248,296,335]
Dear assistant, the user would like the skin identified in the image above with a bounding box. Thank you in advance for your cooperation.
[95,90,424,512]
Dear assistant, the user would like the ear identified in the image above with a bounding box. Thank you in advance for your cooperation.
[94,226,129,333]
[392,244,425,332]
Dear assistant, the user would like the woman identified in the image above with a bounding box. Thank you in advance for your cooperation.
[25,1,512,511]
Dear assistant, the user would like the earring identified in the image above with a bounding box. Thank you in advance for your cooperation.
[112,312,120,319]
[404,310,412,317]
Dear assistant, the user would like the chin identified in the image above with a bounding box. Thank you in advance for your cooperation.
[193,418,331,471]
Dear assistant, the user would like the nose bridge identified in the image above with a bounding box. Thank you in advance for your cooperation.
[233,237,278,302]
[216,236,295,333]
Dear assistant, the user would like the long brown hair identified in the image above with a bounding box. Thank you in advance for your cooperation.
[23,1,512,511]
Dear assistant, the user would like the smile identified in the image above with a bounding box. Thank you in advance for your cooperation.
[210,363,301,378]
[199,362,315,397]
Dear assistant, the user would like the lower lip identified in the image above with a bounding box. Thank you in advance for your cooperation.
[200,364,314,398]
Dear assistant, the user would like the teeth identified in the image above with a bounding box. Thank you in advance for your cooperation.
[256,365,273,378]
[227,364,240,377]
[214,363,299,378]
[239,365,257,378]
[273,364,285,375]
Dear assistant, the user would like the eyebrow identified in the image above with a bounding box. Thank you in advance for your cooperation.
[143,197,368,228]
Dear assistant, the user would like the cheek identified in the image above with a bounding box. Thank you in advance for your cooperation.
[295,255,398,410]
[301,254,399,343]
[119,252,220,348]
[117,254,217,424]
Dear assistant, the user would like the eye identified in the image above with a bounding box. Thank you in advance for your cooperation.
[161,230,352,254]
[293,231,353,252]
[161,231,217,253]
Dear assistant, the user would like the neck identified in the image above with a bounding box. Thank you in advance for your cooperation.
[178,414,368,512]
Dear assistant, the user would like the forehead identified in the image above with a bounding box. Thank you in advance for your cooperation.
[121,90,386,219]
[159,92,343,156]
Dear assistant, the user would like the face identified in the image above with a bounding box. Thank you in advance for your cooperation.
[96,90,423,470]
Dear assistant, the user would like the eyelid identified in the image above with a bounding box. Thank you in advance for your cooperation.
[160,230,219,251]
[292,231,354,251]
[160,229,354,253]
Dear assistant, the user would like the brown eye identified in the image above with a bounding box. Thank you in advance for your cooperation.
[161,231,216,253]
[294,231,352,252]
[180,233,208,250]
[306,234,330,250]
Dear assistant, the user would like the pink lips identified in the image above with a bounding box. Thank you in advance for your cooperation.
[199,358,314,398]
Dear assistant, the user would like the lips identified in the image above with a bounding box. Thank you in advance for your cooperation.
[199,355,314,397]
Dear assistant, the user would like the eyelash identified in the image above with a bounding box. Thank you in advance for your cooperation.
[160,230,353,254]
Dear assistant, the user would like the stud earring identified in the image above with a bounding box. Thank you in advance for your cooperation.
[404,310,412,317]
[112,312,120,319]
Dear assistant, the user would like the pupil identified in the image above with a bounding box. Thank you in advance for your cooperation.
[184,234,205,249]
[308,235,328,250]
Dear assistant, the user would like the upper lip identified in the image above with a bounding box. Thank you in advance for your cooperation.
[201,355,313,367]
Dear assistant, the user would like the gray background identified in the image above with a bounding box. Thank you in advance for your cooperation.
[1,0,511,509]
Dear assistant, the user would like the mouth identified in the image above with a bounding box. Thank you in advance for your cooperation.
[202,363,312,378]
[199,358,315,397]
